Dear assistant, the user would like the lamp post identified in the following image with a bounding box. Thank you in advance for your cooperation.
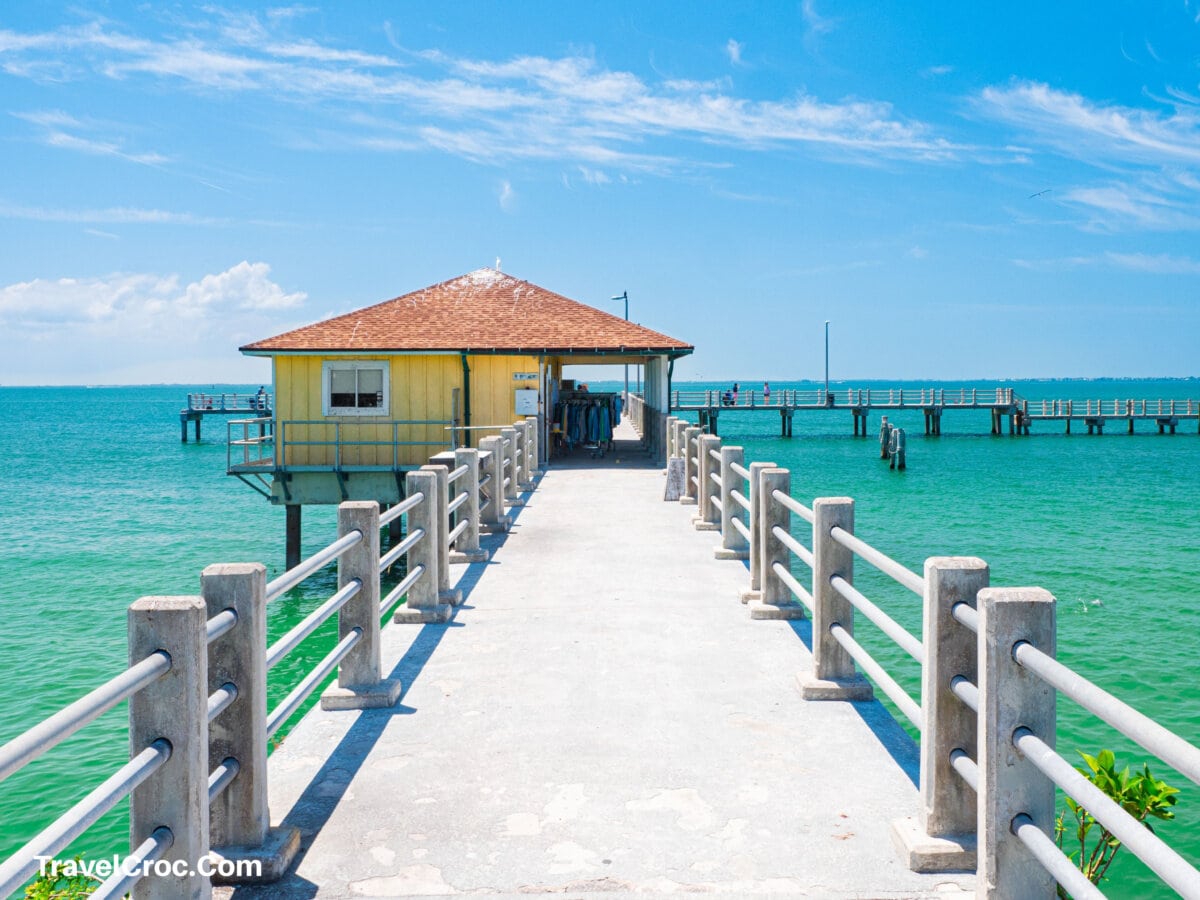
[612,291,629,403]
[824,320,831,405]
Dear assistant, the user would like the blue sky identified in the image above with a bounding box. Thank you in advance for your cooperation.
[2,2,1200,384]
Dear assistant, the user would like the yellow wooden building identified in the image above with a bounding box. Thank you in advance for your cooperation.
[231,268,692,515]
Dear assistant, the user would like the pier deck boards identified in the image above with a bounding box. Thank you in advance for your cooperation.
[221,423,974,898]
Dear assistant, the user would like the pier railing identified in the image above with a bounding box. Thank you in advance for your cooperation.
[275,419,453,470]
[667,414,1200,899]
[187,392,272,413]
[0,419,537,898]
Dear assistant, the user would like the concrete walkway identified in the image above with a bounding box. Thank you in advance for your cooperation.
[224,426,975,899]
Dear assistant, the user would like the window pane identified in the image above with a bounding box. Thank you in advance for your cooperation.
[357,368,383,408]
[330,370,356,407]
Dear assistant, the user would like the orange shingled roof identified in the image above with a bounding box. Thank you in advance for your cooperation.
[240,269,693,356]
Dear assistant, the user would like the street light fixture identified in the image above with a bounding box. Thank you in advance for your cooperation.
[612,291,629,401]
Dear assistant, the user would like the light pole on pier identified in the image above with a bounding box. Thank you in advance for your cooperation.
[612,291,629,402]
[824,320,831,403]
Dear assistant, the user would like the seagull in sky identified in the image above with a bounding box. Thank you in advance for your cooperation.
[1029,189,1052,199]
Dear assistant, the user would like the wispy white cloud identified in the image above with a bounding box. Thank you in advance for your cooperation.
[0,201,222,225]
[1012,251,1200,273]
[497,179,516,211]
[801,0,835,38]
[1063,182,1200,231]
[13,108,167,164]
[1105,251,1200,273]
[977,80,1200,166]
[924,65,954,77]
[0,14,964,174]
[725,39,744,66]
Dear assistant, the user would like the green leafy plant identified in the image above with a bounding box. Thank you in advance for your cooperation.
[23,857,99,899]
[1055,749,1180,897]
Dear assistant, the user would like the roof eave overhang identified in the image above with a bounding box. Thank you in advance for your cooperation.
[242,346,694,358]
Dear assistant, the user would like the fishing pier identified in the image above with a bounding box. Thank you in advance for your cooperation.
[180,392,272,443]
[4,407,1200,898]
[674,387,1200,437]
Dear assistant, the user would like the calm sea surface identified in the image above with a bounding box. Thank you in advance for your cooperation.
[2,380,1199,897]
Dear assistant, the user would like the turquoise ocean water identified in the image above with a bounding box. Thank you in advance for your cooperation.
[2,380,1199,897]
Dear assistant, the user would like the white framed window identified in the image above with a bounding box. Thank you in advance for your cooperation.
[321,360,389,416]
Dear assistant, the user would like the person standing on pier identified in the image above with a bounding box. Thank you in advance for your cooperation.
[763,382,770,403]
[256,385,266,410]
[732,383,739,405]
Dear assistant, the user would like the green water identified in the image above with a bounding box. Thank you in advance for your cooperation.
[2,381,1199,897]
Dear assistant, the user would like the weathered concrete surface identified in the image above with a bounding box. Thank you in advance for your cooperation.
[221,428,974,899]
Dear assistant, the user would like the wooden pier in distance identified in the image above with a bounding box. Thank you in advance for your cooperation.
[180,391,272,442]
[672,387,1200,437]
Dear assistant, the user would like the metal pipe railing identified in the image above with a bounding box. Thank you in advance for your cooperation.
[829,574,923,662]
[380,491,423,526]
[265,580,362,671]
[1014,640,1200,786]
[380,529,424,573]
[267,629,363,739]
[828,623,922,729]
[0,739,171,896]
[0,650,171,783]
[1013,727,1200,895]
[91,826,174,900]
[829,525,924,595]
[266,529,363,601]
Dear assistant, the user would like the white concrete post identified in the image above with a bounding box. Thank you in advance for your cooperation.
[128,596,209,900]
[799,498,872,700]
[500,427,521,506]
[201,565,299,880]
[748,468,806,620]
[526,415,542,475]
[394,471,451,623]
[715,446,749,560]
[680,426,701,505]
[666,416,678,458]
[693,434,721,531]
[421,465,462,605]
[740,461,776,603]
[673,420,688,461]
[518,419,535,489]
[978,587,1057,899]
[321,502,403,708]
[449,448,488,563]
[892,557,988,871]
[478,437,511,533]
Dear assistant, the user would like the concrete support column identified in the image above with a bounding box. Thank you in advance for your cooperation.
[394,470,451,623]
[500,427,522,506]
[892,558,988,871]
[749,468,806,620]
[128,596,210,900]
[421,465,462,605]
[201,565,299,881]
[478,437,511,533]
[321,502,402,709]
[978,587,1057,899]
[285,505,301,571]
[680,426,701,506]
[739,461,777,603]
[799,498,872,700]
[693,434,721,531]
[449,448,488,563]
[715,446,749,561]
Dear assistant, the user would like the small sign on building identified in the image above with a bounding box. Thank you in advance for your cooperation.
[513,372,538,383]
